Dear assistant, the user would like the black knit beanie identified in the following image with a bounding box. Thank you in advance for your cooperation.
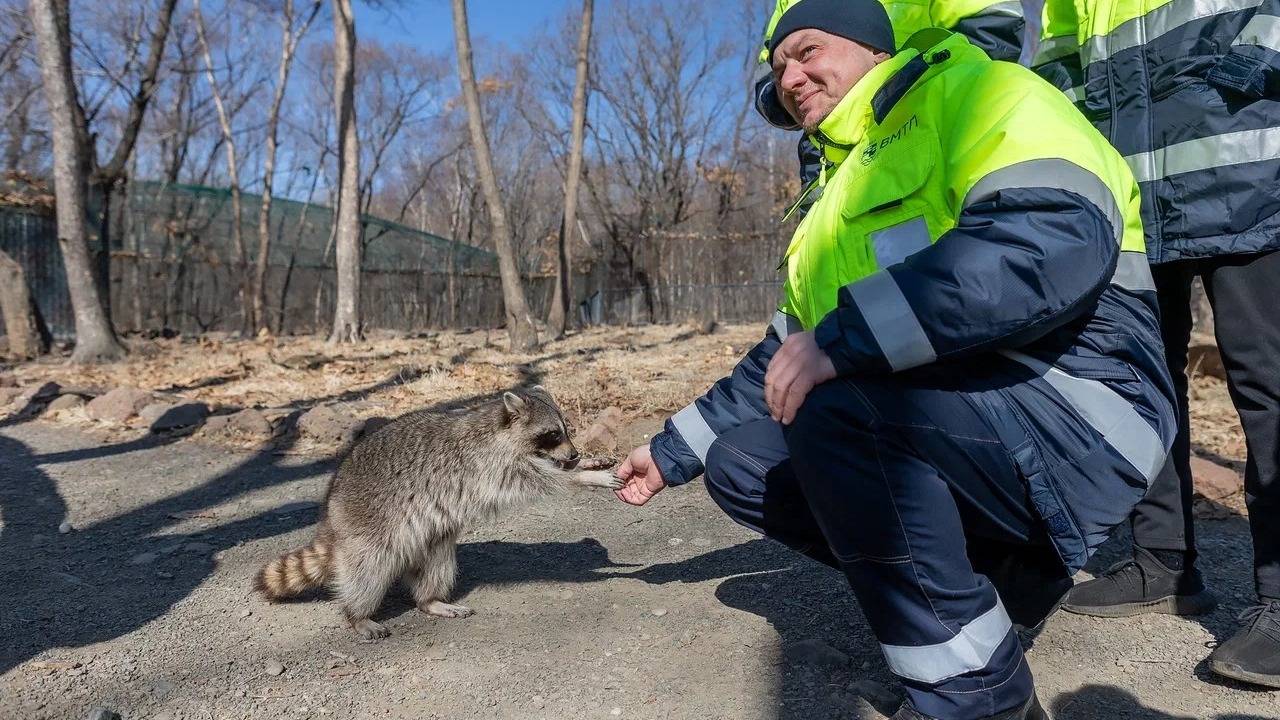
[768,0,897,62]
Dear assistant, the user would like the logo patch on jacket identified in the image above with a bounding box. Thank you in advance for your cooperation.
[860,115,920,166]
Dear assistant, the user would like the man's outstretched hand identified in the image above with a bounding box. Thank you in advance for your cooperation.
[614,444,667,506]
[765,330,837,425]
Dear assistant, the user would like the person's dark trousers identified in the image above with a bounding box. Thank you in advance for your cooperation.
[702,374,1065,720]
[1136,250,1280,600]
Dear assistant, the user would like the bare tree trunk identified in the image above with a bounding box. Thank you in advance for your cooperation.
[277,163,323,335]
[450,0,538,351]
[193,0,250,333]
[255,0,322,336]
[329,0,362,343]
[0,249,49,359]
[87,0,179,326]
[547,0,593,340]
[28,0,125,362]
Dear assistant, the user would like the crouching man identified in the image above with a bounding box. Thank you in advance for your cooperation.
[612,1,1176,718]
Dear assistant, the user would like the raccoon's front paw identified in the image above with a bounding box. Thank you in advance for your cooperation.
[420,600,474,619]
[578,456,617,471]
[351,618,391,641]
[575,469,624,490]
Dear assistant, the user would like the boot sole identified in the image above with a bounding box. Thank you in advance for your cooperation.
[1061,590,1217,618]
[1210,659,1280,689]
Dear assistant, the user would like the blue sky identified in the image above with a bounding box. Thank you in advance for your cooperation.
[361,0,590,53]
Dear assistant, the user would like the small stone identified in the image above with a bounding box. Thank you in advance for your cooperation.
[532,695,545,708]
[558,589,575,600]
[46,394,85,415]
[85,387,154,423]
[297,404,363,445]
[667,538,684,547]
[426,647,448,661]
[651,608,668,617]
[610,708,622,716]
[129,551,158,565]
[1191,456,1243,500]
[58,521,73,535]
[240,609,252,618]
[1188,339,1226,380]
[85,708,122,720]
[264,659,285,676]
[143,401,209,431]
[787,638,850,669]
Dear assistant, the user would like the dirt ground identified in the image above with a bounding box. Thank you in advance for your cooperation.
[1,325,1275,720]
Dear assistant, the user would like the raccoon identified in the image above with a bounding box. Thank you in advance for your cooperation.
[254,385,621,640]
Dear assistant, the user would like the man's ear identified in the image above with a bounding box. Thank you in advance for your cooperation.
[502,392,526,423]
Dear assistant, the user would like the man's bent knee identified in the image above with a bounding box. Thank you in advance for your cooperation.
[786,380,876,460]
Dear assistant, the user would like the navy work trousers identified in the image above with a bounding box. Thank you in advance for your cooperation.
[703,374,1064,719]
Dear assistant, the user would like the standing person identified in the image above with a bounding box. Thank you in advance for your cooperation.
[753,0,1026,220]
[612,0,1176,717]
[1033,0,1280,688]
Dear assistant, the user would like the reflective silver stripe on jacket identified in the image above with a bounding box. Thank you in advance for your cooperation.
[671,402,716,465]
[1081,0,1264,66]
[964,159,1156,292]
[1031,33,1079,66]
[847,271,938,372]
[1001,350,1167,482]
[1238,13,1280,51]
[871,217,931,268]
[1114,251,1156,292]
[1125,126,1280,183]
[880,598,1013,684]
[976,0,1024,17]
[964,159,1124,246]
[771,310,803,342]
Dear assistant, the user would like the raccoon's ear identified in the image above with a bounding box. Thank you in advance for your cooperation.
[502,392,527,423]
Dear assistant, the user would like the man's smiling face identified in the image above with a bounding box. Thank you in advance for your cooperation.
[771,29,889,134]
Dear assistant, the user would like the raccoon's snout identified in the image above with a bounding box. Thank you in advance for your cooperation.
[560,450,581,469]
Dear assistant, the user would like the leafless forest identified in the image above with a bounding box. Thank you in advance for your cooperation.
[0,0,801,361]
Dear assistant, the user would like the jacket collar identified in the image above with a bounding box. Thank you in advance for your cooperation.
[809,30,970,167]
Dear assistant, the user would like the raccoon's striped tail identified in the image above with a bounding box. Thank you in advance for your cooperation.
[254,539,333,600]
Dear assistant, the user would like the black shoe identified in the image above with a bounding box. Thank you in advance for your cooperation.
[892,693,1049,719]
[1209,599,1280,689]
[1061,546,1216,618]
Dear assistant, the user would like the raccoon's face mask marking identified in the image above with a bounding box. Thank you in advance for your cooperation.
[503,389,580,469]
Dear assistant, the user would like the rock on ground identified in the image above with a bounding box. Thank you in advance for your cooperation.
[297,404,362,445]
[85,387,154,424]
[140,402,209,432]
[44,394,86,415]
[1192,456,1243,500]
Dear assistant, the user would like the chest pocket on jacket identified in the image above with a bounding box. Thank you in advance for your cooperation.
[836,138,937,277]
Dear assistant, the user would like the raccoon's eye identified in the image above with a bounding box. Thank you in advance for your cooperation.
[538,430,563,446]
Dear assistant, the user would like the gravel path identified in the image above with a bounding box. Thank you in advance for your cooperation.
[2,418,1277,720]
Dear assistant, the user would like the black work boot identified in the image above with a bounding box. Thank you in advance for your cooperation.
[1061,546,1216,617]
[892,693,1050,719]
[1209,599,1280,689]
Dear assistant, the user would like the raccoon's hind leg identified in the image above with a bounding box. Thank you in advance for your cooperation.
[332,539,400,640]
[410,537,473,619]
